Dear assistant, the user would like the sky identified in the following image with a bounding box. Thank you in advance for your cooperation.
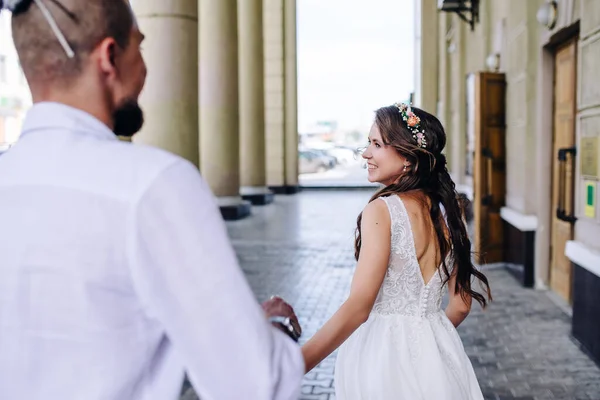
[297,0,415,134]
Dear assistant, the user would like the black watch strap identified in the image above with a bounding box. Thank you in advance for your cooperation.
[268,316,301,342]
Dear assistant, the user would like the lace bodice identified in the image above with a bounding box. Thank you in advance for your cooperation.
[371,195,452,318]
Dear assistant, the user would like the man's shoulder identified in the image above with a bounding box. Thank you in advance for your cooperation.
[112,140,187,168]
[113,141,185,164]
[99,140,201,201]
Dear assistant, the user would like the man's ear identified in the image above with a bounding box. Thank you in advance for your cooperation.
[96,37,118,77]
[108,45,115,66]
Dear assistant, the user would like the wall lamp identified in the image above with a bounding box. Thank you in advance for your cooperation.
[438,0,480,31]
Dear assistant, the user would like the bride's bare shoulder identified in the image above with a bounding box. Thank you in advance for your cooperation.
[361,197,391,225]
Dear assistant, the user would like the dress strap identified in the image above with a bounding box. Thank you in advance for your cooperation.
[380,196,404,232]
[380,195,418,262]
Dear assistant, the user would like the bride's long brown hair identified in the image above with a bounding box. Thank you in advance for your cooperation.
[355,105,492,308]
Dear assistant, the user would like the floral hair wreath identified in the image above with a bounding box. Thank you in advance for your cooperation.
[394,102,427,149]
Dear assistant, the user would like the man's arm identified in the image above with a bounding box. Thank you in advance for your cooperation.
[126,159,304,400]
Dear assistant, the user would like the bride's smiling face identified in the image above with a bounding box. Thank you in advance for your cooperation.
[362,123,408,186]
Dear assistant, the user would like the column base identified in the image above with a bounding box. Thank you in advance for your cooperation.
[240,186,274,206]
[217,196,251,221]
[268,185,300,195]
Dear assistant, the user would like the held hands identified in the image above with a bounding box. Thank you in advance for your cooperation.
[261,296,302,342]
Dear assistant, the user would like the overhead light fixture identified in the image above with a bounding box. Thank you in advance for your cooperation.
[536,1,558,30]
[438,0,480,31]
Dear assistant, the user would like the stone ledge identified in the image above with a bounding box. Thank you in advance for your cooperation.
[500,207,538,232]
[566,240,600,277]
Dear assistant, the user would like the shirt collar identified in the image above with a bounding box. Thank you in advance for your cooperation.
[20,102,118,142]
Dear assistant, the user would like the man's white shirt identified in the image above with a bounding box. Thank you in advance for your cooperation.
[0,102,304,400]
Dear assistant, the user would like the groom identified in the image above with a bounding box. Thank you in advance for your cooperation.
[0,0,304,399]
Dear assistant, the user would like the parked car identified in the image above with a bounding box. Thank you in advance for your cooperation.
[299,150,333,174]
[326,147,358,165]
[307,149,337,167]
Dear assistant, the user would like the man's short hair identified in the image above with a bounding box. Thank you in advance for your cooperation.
[11,0,133,85]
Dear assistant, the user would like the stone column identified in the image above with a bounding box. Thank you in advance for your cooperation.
[199,0,251,220]
[283,0,299,191]
[263,0,287,192]
[238,0,274,205]
[131,0,199,166]
[415,0,439,113]
[449,17,467,184]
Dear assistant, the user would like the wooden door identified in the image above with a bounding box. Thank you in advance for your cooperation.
[473,72,506,264]
[550,39,578,303]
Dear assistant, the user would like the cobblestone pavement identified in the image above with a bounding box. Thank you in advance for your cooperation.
[182,190,600,400]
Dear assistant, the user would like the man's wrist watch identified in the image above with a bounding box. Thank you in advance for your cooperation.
[268,316,301,342]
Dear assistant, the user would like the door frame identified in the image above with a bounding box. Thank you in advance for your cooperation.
[534,25,580,289]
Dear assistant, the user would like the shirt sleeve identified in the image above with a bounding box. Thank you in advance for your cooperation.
[126,159,304,400]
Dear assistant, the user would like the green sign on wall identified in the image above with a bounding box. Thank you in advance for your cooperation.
[585,181,596,218]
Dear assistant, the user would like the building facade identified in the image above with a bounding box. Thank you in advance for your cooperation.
[416,0,600,364]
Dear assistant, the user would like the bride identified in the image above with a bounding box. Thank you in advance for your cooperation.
[301,103,492,399]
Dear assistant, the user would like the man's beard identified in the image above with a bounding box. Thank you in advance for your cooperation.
[113,99,144,137]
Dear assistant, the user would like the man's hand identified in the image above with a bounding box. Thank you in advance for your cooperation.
[261,296,302,340]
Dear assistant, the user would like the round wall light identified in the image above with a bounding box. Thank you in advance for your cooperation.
[537,1,558,30]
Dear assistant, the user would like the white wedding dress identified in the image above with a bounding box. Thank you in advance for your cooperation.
[334,195,484,400]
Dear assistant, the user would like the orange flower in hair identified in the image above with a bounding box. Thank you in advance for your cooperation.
[407,113,420,128]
